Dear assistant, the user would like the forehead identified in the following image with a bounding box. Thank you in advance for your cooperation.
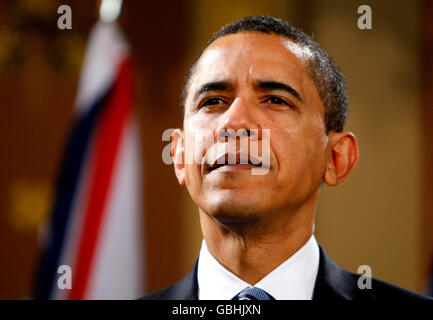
[187,32,314,102]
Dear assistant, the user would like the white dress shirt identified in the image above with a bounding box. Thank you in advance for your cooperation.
[197,235,320,300]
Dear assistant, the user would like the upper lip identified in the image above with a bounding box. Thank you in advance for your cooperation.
[207,151,267,172]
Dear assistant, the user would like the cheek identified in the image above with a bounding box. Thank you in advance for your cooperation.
[271,116,325,178]
[184,120,215,165]
[304,115,328,165]
[183,120,218,194]
[271,115,303,156]
[273,130,307,173]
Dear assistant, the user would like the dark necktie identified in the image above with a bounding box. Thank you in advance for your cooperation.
[232,286,275,300]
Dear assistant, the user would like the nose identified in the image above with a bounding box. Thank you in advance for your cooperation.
[215,97,261,142]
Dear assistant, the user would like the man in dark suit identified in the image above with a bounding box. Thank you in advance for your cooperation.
[142,16,431,300]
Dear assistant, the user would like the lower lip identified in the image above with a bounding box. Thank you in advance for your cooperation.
[209,164,259,173]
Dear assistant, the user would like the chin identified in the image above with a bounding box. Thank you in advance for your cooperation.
[201,190,266,225]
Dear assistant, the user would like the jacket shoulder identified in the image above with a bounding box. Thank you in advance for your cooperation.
[315,246,432,300]
[368,277,432,300]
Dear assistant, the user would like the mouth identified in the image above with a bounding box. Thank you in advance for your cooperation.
[207,152,269,173]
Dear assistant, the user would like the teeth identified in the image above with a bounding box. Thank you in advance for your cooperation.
[209,159,261,171]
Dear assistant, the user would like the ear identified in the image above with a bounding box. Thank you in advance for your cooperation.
[172,128,185,185]
[323,132,359,186]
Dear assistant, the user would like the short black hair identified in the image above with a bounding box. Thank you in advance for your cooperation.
[181,16,348,133]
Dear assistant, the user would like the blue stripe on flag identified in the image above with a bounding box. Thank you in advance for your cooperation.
[33,84,113,300]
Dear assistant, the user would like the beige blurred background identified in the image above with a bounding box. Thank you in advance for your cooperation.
[0,0,432,299]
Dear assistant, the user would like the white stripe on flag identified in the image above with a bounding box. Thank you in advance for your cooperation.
[75,21,129,113]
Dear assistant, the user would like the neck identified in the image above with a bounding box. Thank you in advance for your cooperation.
[199,196,317,285]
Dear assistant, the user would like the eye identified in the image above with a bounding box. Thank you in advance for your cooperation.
[263,96,296,110]
[201,97,225,107]
[266,96,288,105]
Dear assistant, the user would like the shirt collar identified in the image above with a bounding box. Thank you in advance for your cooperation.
[197,235,320,300]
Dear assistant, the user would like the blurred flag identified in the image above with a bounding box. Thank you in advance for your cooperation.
[33,20,144,299]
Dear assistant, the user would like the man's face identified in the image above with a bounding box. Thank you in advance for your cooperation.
[178,32,331,223]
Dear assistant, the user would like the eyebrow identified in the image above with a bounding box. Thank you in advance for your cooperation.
[192,79,303,105]
[193,81,233,103]
[255,80,303,103]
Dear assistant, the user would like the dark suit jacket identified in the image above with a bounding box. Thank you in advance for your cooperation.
[140,246,432,300]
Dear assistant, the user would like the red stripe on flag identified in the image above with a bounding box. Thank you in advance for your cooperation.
[68,58,133,300]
